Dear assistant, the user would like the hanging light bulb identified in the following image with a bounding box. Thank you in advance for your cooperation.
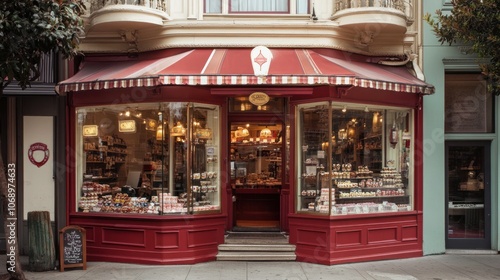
[241,128,250,137]
[170,122,186,136]
[342,105,347,113]
[134,108,142,118]
[156,125,163,140]
[338,129,347,140]
[260,127,272,138]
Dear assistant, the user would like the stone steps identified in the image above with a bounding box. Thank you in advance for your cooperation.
[216,232,296,261]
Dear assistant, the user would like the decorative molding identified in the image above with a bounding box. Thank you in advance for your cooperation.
[119,30,139,53]
[79,13,416,56]
[442,58,487,72]
[80,27,413,57]
[442,0,454,11]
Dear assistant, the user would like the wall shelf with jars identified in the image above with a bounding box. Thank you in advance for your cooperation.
[230,122,283,190]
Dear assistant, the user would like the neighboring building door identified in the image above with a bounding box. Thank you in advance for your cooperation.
[445,141,491,249]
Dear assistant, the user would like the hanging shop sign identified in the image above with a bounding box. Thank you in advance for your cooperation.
[118,120,136,133]
[82,125,98,137]
[249,92,270,106]
[28,142,50,168]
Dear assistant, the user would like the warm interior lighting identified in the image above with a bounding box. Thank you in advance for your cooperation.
[342,106,347,113]
[260,127,272,138]
[118,120,136,133]
[134,108,142,118]
[338,129,347,140]
[156,125,163,140]
[83,125,98,137]
[321,141,329,150]
[240,127,250,137]
[171,122,186,136]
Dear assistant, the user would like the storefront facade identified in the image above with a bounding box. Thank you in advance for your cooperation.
[50,0,435,265]
[58,45,432,264]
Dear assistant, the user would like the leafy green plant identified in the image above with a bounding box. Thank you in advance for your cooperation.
[424,0,500,95]
[1,1,84,279]
[0,0,84,89]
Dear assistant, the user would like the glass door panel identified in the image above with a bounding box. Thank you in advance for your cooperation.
[446,141,490,249]
[229,121,283,230]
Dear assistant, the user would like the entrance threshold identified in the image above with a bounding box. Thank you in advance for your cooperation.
[217,231,296,261]
[233,220,280,232]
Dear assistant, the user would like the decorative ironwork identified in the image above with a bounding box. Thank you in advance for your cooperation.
[89,0,168,14]
[334,0,413,21]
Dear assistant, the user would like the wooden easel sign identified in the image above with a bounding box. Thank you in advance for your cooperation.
[59,225,87,272]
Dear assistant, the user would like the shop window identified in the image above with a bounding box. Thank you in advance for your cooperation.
[204,0,309,14]
[445,73,493,133]
[76,102,220,215]
[296,102,414,215]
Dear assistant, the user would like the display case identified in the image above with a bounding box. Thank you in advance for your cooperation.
[296,102,413,215]
[76,102,221,214]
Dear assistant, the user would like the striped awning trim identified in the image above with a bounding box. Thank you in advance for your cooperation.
[56,48,434,95]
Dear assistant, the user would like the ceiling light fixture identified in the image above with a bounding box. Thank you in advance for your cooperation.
[260,127,272,138]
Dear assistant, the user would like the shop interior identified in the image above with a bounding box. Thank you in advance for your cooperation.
[230,121,284,230]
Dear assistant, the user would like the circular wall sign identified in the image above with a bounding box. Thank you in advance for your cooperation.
[28,142,50,168]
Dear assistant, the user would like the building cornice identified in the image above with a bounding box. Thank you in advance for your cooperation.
[79,20,416,57]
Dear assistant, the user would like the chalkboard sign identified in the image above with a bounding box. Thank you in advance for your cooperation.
[59,225,87,272]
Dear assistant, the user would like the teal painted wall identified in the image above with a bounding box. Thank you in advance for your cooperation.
[422,0,498,254]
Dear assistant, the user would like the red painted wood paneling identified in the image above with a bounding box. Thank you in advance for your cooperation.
[335,229,363,247]
[402,225,418,241]
[69,214,226,264]
[367,227,398,244]
[102,227,146,247]
[155,231,180,249]
[289,212,423,265]
[82,226,95,243]
[187,228,220,248]
[296,228,328,247]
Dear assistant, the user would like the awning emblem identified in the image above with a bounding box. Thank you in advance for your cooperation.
[251,46,273,77]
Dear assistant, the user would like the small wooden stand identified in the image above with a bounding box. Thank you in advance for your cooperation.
[59,225,87,272]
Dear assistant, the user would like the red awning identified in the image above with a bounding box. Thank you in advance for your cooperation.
[56,48,434,94]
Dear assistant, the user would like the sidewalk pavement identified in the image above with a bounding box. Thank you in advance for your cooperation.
[2,251,500,280]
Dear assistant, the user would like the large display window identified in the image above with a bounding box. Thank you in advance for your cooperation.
[76,102,220,215]
[296,102,414,215]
